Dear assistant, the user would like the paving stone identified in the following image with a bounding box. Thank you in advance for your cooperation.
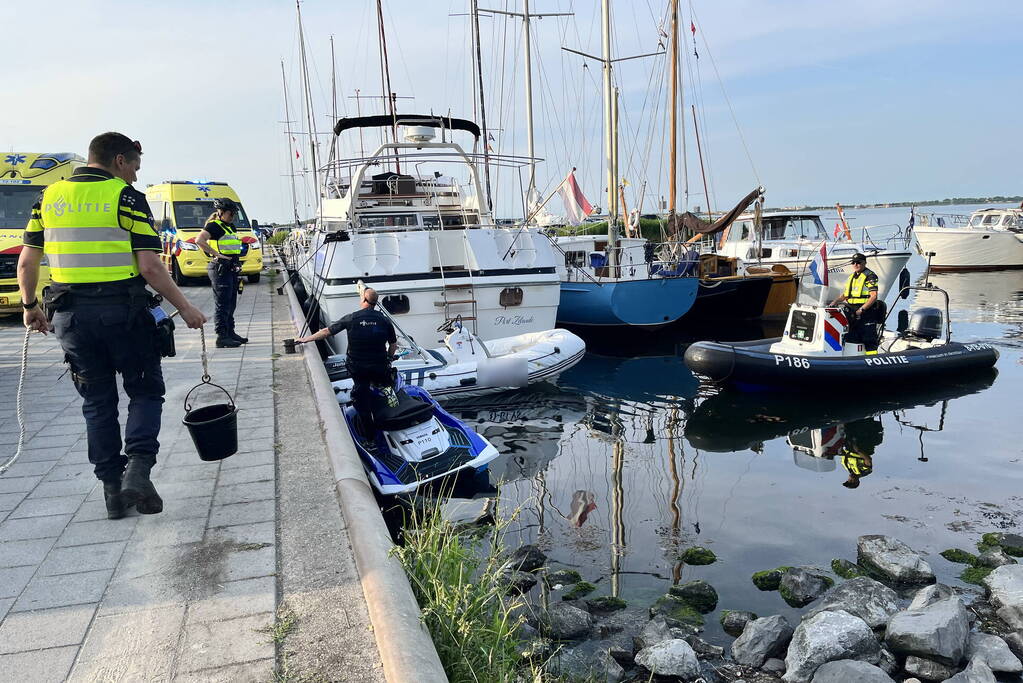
[7,448,67,463]
[208,499,275,528]
[21,433,79,449]
[0,460,57,478]
[0,604,96,654]
[210,521,275,547]
[155,463,220,483]
[0,513,72,541]
[0,538,56,568]
[56,517,138,547]
[143,495,212,522]
[13,568,113,612]
[0,492,27,512]
[0,566,36,599]
[0,599,11,622]
[217,464,273,486]
[223,546,276,582]
[71,499,124,524]
[172,658,274,682]
[186,576,276,624]
[153,478,217,501]
[213,480,275,506]
[8,493,86,519]
[38,541,127,576]
[132,517,207,549]
[71,605,185,681]
[221,449,274,469]
[177,612,274,672]
[26,478,98,500]
[0,645,77,683]
[0,476,42,494]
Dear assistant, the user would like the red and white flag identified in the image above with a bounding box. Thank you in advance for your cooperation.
[557,169,593,225]
[834,222,842,238]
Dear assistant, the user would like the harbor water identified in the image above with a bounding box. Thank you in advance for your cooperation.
[443,203,1022,645]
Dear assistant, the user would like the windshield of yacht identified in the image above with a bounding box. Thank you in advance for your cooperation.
[761,216,826,241]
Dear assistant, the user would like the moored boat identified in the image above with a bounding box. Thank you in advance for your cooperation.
[915,207,1023,271]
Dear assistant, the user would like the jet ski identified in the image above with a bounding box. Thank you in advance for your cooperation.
[343,370,501,496]
[684,283,998,390]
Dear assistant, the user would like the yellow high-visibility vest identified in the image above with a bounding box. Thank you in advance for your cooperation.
[844,271,875,304]
[39,178,138,284]
[207,219,242,256]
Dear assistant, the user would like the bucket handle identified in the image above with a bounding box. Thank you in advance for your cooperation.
[183,379,236,413]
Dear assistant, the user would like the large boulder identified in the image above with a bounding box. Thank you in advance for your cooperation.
[554,641,625,683]
[779,567,833,608]
[908,583,955,610]
[720,610,758,638]
[783,610,880,683]
[903,655,958,681]
[649,594,704,631]
[982,532,1023,556]
[1003,631,1023,660]
[981,564,1023,631]
[635,638,700,680]
[977,548,1016,569]
[595,609,647,639]
[546,602,593,640]
[967,632,1023,673]
[669,580,718,613]
[508,544,547,572]
[635,615,692,650]
[857,535,935,585]
[810,659,894,683]
[805,576,899,629]
[945,658,997,683]
[731,615,793,668]
[885,596,969,666]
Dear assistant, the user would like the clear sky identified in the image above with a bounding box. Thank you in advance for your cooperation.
[4,1,1020,222]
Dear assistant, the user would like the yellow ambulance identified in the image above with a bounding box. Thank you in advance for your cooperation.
[146,180,263,284]
[0,152,86,314]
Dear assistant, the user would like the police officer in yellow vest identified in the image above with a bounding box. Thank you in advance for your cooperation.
[830,252,881,352]
[840,417,882,489]
[196,198,246,348]
[18,132,207,519]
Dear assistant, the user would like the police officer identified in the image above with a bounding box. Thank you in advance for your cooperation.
[840,418,883,489]
[18,132,207,519]
[830,252,881,352]
[295,288,397,432]
[196,198,246,348]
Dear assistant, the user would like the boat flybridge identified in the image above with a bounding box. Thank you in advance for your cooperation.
[712,212,914,302]
[289,115,562,351]
[914,208,1023,271]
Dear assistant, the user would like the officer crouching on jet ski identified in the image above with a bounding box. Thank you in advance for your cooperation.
[829,252,881,353]
[294,288,398,431]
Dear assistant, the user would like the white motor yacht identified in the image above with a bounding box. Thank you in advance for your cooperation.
[914,208,1023,271]
[287,115,562,351]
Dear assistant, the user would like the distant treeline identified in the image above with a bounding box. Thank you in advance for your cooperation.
[792,196,1023,211]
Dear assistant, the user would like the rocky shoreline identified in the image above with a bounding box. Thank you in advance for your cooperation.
[506,532,1023,682]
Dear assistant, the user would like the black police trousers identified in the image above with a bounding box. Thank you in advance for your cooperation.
[349,363,393,434]
[845,303,881,351]
[52,301,165,483]
[208,259,239,338]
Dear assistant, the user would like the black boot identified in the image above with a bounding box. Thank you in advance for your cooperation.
[229,330,248,344]
[120,456,163,514]
[216,336,242,348]
[103,480,126,520]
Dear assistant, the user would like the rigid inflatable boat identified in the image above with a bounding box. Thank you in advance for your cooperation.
[684,284,998,390]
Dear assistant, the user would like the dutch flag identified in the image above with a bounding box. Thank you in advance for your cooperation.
[808,242,829,286]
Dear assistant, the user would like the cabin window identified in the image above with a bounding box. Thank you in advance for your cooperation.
[361,214,417,229]
[499,287,523,307]
[981,214,1000,226]
[382,294,410,315]
[564,250,587,268]
[969,214,984,227]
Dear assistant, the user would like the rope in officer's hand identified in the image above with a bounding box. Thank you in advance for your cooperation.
[199,326,212,383]
[0,329,31,476]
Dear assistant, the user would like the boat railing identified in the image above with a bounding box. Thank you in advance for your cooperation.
[855,223,915,252]
[563,240,699,281]
[915,212,971,228]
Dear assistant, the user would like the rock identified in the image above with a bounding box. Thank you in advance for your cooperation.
[981,564,1023,631]
[908,584,956,610]
[546,568,583,586]
[945,658,996,683]
[554,641,624,683]
[831,558,865,579]
[605,633,634,663]
[635,615,693,650]
[752,567,789,591]
[977,547,1016,569]
[877,647,898,675]
[510,601,541,629]
[857,535,935,586]
[804,576,900,629]
[698,660,724,683]
[635,638,700,680]
[981,532,1023,557]
[669,579,719,613]
[595,609,647,639]
[731,615,794,668]
[763,657,786,675]
[1003,631,1023,660]
[585,596,627,615]
[685,635,724,658]
[783,610,880,683]
[720,610,758,638]
[903,654,958,680]
[502,569,538,594]
[960,567,993,586]
[547,602,593,640]
[518,637,554,661]
[509,544,547,572]
[562,581,597,601]
[885,596,970,666]
[780,567,834,608]
[810,659,894,682]
[967,632,1022,673]
[680,546,717,565]
[649,594,704,631]
[941,548,979,565]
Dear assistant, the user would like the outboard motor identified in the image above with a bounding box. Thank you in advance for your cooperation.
[906,307,943,341]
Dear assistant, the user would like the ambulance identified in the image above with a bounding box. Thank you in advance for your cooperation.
[146,180,263,284]
[0,152,86,314]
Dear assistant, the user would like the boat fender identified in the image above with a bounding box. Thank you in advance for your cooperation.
[899,268,911,299]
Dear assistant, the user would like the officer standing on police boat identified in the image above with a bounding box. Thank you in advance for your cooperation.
[17,132,207,519]
[196,198,246,348]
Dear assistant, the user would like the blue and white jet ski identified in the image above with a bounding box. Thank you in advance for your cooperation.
[343,370,501,496]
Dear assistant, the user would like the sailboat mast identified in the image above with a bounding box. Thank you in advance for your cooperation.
[296,0,320,204]
[280,61,301,228]
[523,0,537,199]
[376,0,399,154]
[668,0,679,216]
[602,0,618,264]
[470,0,493,211]
[330,35,338,127]
[692,103,712,221]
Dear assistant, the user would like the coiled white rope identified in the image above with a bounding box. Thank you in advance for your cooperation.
[0,328,31,476]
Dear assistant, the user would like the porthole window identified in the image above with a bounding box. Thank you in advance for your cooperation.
[382,294,410,314]
[499,287,523,307]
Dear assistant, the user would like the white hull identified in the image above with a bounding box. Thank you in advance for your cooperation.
[915,228,1023,270]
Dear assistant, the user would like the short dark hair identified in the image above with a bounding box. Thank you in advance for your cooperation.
[88,132,141,166]
[363,288,379,307]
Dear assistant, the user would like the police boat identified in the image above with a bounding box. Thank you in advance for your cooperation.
[683,283,999,390]
[342,369,501,496]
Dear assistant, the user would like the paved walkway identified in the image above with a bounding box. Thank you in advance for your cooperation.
[0,273,384,682]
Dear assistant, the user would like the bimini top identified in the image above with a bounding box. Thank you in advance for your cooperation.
[333,114,481,139]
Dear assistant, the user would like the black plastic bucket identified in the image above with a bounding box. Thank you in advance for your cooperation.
[182,381,238,462]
